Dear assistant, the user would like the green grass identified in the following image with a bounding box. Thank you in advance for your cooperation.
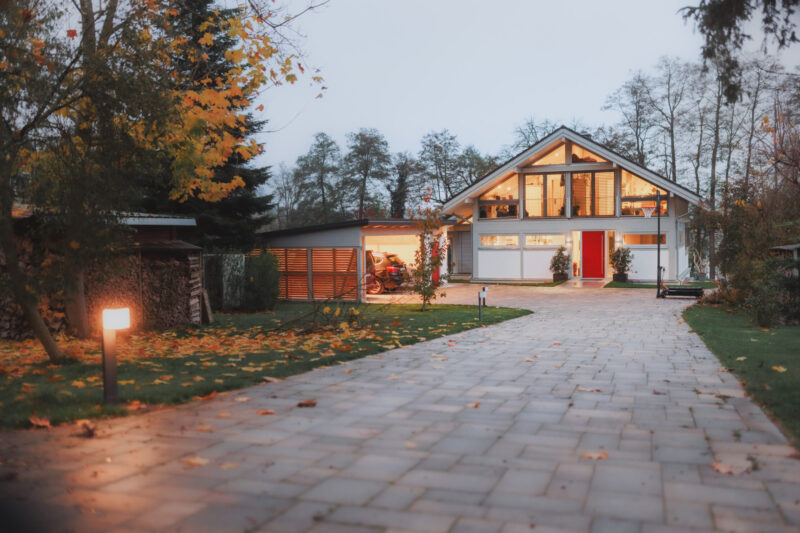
[684,304,800,444]
[0,303,529,428]
[604,280,717,289]
[448,279,566,287]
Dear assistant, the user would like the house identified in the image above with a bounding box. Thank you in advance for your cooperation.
[442,126,702,282]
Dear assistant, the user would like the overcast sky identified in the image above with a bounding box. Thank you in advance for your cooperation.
[253,0,800,173]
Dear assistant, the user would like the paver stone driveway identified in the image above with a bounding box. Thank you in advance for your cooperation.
[1,285,798,533]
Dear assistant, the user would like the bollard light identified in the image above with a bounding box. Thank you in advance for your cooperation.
[101,307,129,404]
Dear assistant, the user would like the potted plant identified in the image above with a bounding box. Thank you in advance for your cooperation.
[610,247,632,282]
[549,246,570,282]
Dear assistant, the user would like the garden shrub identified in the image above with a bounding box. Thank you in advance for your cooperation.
[241,253,280,312]
[549,246,570,280]
[610,247,632,275]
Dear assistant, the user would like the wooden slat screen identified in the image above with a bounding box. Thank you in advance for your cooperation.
[269,247,357,301]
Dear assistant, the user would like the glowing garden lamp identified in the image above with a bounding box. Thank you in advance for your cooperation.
[101,308,129,404]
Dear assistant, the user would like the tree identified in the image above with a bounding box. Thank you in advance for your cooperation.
[681,0,799,101]
[457,146,497,188]
[604,72,657,166]
[508,116,559,154]
[388,152,422,218]
[136,0,274,250]
[273,163,303,228]
[409,196,447,312]
[294,132,342,223]
[343,128,391,218]
[644,57,692,182]
[418,130,461,203]
[0,0,318,361]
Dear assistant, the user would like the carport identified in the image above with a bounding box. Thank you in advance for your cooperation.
[258,219,448,302]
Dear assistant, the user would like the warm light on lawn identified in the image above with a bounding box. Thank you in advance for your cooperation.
[102,308,130,330]
[101,307,129,404]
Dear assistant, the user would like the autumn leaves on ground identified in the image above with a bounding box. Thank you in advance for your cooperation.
[0,303,529,428]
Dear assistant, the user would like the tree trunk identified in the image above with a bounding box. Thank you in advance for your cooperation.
[708,80,723,280]
[65,267,90,338]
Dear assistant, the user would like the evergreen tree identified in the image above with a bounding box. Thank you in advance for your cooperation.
[137,0,272,250]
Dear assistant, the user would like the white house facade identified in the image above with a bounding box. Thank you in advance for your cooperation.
[442,127,702,282]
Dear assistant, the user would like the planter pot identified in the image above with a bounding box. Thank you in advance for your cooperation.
[552,272,568,282]
[612,273,628,282]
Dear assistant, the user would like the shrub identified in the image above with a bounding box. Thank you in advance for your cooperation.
[609,247,632,275]
[241,253,280,312]
[549,246,570,276]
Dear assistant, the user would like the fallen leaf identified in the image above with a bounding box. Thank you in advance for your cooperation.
[297,399,317,408]
[257,409,275,416]
[577,387,602,393]
[219,462,238,470]
[580,451,609,460]
[125,400,147,411]
[711,461,735,474]
[234,396,250,403]
[217,412,231,418]
[523,357,537,362]
[736,357,747,361]
[75,419,96,438]
[653,390,664,395]
[263,376,283,383]
[772,366,787,373]
[29,416,51,429]
[342,369,353,374]
[468,401,480,408]
[551,341,561,346]
[183,456,209,468]
[404,441,417,448]
[196,425,214,432]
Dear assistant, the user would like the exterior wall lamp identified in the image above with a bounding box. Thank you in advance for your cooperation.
[101,308,130,404]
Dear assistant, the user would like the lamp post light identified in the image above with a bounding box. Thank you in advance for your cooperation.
[101,308,130,404]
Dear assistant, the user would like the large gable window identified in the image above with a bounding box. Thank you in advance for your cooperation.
[479,174,519,219]
[621,170,668,216]
[571,172,614,216]
[530,143,566,166]
[525,174,565,217]
[571,145,607,163]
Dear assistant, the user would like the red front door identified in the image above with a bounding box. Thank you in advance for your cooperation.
[582,231,605,278]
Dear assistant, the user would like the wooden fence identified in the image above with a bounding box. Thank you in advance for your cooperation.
[268,247,359,301]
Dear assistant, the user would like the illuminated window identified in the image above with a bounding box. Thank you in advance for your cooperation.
[525,174,565,217]
[571,172,614,216]
[621,170,668,216]
[479,174,519,219]
[571,144,607,163]
[525,234,566,247]
[623,234,666,245]
[530,143,566,166]
[480,235,519,247]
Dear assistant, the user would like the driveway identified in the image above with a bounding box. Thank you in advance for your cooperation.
[1,286,799,533]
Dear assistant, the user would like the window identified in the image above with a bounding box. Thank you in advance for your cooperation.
[623,234,666,245]
[479,174,519,219]
[480,235,519,247]
[525,234,566,247]
[530,143,566,166]
[571,171,615,216]
[621,170,668,216]
[524,173,565,217]
[571,144,607,163]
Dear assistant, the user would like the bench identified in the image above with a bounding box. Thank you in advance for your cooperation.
[660,285,704,299]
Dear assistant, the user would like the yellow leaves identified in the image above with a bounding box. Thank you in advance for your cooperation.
[580,451,609,460]
[297,399,316,408]
[195,425,214,433]
[69,240,80,249]
[257,409,275,416]
[198,33,215,46]
[736,357,747,361]
[70,380,86,388]
[772,366,787,373]
[219,462,239,470]
[29,416,51,429]
[183,456,209,468]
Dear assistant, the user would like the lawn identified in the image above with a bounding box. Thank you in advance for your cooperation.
[448,279,566,287]
[0,303,529,428]
[604,280,717,289]
[683,304,800,444]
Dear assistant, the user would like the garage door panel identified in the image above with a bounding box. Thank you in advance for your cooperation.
[629,249,669,280]
[478,250,521,279]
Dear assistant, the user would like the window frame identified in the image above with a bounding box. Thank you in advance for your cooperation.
[479,234,520,249]
[524,234,567,248]
[620,170,669,217]
[570,171,616,217]
[523,172,567,219]
[478,175,520,220]
[622,233,667,246]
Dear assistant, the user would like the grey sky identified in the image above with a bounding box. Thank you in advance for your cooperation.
[253,0,799,172]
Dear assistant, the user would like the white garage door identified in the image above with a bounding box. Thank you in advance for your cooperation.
[478,250,521,279]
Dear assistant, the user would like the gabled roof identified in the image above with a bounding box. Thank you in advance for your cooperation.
[442,126,702,213]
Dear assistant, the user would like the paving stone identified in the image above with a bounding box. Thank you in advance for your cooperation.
[301,477,387,505]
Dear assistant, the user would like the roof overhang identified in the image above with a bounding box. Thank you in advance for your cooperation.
[441,126,702,215]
